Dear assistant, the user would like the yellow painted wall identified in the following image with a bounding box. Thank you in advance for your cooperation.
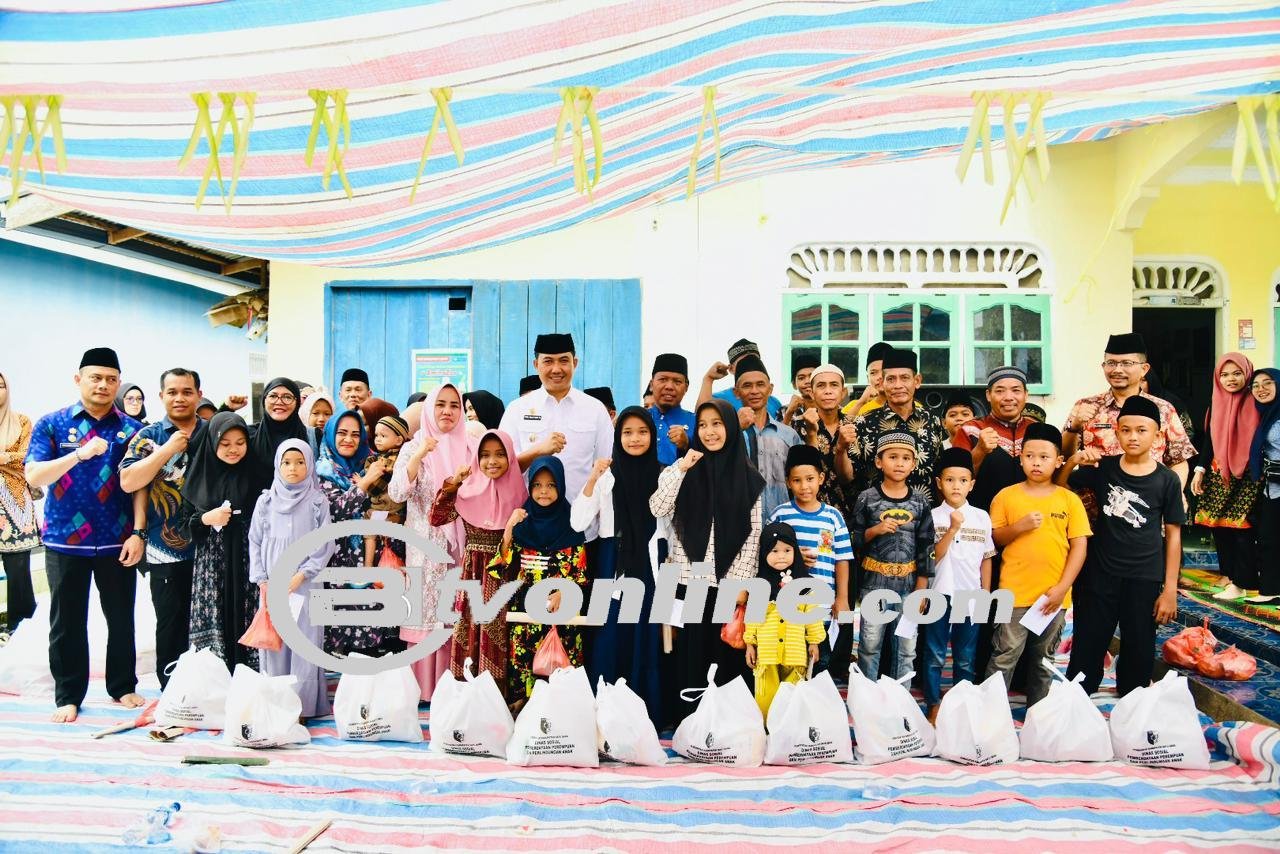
[1134,183,1279,363]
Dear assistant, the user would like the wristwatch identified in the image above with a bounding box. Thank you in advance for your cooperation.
[131,528,149,543]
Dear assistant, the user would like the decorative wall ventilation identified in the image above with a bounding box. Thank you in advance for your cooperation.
[1131,258,1223,306]
[787,242,1043,290]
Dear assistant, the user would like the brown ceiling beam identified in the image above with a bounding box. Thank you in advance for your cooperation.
[107,226,148,245]
[221,257,265,277]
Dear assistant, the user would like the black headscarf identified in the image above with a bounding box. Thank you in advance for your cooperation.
[249,378,308,488]
[512,456,585,552]
[758,522,810,600]
[115,383,147,422]
[611,407,661,576]
[673,398,765,578]
[464,390,505,430]
[180,412,260,516]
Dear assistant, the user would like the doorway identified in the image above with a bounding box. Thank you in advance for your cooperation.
[1131,307,1216,446]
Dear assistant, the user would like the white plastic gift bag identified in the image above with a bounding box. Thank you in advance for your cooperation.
[1019,663,1111,762]
[845,668,934,765]
[596,677,667,766]
[1109,670,1211,770]
[154,647,231,730]
[764,671,853,766]
[934,673,1019,766]
[334,655,423,743]
[672,664,765,767]
[506,666,599,767]
[0,617,53,697]
[222,664,310,749]
[430,657,514,758]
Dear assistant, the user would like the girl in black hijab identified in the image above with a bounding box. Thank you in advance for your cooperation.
[250,377,309,489]
[180,412,263,670]
[463,390,505,430]
[649,398,765,700]
[573,406,664,725]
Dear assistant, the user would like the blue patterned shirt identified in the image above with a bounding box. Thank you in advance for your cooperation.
[26,404,142,556]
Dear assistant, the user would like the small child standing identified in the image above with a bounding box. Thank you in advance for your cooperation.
[744,523,826,716]
[362,415,410,567]
[1059,395,1184,696]
[489,456,589,709]
[849,433,936,680]
[767,443,854,673]
[986,423,1091,708]
[924,447,995,722]
[248,440,336,718]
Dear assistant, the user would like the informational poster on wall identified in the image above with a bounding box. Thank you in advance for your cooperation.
[411,348,471,395]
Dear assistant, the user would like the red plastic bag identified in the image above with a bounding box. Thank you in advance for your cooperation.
[375,542,405,589]
[532,625,571,677]
[720,604,747,650]
[1161,619,1217,669]
[238,592,283,652]
[1197,645,1257,681]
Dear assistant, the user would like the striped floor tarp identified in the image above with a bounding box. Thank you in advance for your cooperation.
[1,670,1278,852]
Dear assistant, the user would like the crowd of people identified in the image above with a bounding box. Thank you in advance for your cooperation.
[0,330,1277,729]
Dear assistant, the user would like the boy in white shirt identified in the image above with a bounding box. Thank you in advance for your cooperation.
[924,447,995,723]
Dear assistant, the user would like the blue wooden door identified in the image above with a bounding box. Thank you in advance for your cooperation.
[325,279,641,411]
[325,282,472,408]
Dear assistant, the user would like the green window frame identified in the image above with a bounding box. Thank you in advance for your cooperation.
[782,291,1054,394]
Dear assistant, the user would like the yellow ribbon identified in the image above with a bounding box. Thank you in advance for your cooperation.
[0,94,67,205]
[409,87,465,204]
[1266,94,1280,211]
[552,85,603,195]
[178,92,256,211]
[955,91,994,184]
[956,90,1052,222]
[686,85,721,198]
[304,89,353,198]
[1232,95,1278,206]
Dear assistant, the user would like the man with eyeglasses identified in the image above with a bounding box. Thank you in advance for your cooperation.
[1061,332,1195,515]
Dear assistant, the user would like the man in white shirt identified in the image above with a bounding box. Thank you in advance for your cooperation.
[499,333,614,506]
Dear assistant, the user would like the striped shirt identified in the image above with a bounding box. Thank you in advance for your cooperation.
[766,501,854,588]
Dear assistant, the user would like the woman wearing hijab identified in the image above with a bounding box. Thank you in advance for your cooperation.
[430,429,528,695]
[249,439,336,717]
[1247,368,1280,605]
[650,398,764,698]
[181,412,261,670]
[571,406,664,725]
[389,382,472,700]
[489,456,588,706]
[315,408,391,656]
[116,383,148,424]
[358,398,399,434]
[464,391,505,430]
[0,372,39,635]
[249,378,309,489]
[1192,353,1263,601]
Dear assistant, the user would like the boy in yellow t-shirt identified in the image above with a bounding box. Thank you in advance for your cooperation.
[985,422,1091,707]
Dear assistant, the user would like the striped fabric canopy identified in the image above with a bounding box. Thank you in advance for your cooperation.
[0,0,1277,267]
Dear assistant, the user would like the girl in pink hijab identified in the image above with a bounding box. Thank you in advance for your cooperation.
[430,429,528,695]
[388,383,474,700]
[1192,353,1264,601]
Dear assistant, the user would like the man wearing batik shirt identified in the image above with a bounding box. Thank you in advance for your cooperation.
[793,364,858,520]
[951,365,1039,511]
[25,347,145,723]
[850,347,945,501]
[1062,332,1194,515]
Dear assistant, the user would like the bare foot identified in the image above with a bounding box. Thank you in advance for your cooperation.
[926,704,940,726]
[115,693,145,709]
[52,705,79,723]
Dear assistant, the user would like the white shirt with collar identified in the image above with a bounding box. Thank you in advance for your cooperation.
[499,384,615,511]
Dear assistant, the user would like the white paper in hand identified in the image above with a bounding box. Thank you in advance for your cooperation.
[1019,595,1061,636]
[894,617,918,640]
[289,592,306,622]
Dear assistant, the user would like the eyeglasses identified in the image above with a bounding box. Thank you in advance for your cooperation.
[1102,360,1143,370]
[1253,379,1276,390]
[265,393,296,404]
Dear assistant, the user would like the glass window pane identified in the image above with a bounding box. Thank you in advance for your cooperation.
[973,306,1005,341]
[791,304,822,341]
[828,346,861,383]
[790,347,822,376]
[920,348,949,383]
[1010,306,1041,341]
[882,304,913,341]
[920,305,950,342]
[974,346,1005,381]
[1012,347,1043,384]
[828,305,860,341]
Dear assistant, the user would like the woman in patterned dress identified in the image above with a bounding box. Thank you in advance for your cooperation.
[0,372,40,635]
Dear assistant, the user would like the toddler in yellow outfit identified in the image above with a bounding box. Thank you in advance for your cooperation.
[744,522,826,716]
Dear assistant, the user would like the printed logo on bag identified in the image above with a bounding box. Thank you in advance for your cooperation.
[808,727,819,744]
[903,717,912,732]
[1147,730,1159,745]
[540,718,551,735]
[452,729,465,743]
[705,732,715,749]
[974,744,983,759]
[359,704,370,721]
[241,724,253,742]
[602,739,611,755]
